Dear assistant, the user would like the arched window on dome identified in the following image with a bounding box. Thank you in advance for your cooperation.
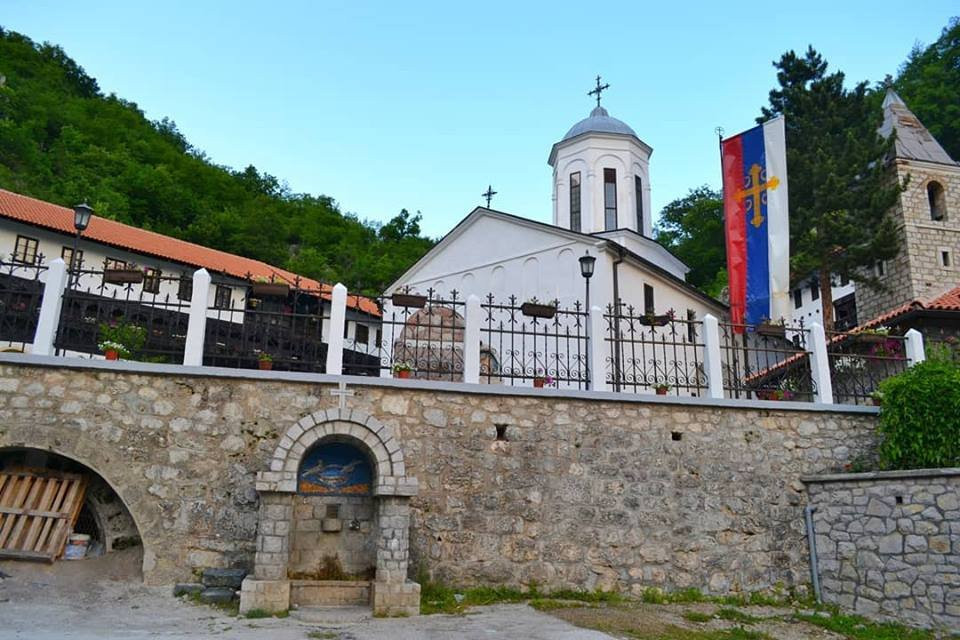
[569,171,581,232]
[604,168,617,230]
[927,181,947,221]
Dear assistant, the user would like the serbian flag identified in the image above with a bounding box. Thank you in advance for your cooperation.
[722,117,790,327]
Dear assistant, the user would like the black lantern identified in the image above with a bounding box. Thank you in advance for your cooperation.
[73,203,93,232]
[579,252,596,279]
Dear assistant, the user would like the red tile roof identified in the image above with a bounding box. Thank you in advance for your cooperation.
[0,189,379,316]
[855,284,960,331]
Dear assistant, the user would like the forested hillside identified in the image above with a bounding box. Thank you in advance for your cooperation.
[0,27,433,294]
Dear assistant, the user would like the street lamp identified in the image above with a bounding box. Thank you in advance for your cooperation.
[70,203,93,284]
[579,251,596,389]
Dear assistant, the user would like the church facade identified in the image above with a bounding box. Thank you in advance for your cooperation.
[388,102,724,323]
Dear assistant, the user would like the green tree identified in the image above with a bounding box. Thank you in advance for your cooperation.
[760,47,903,329]
[895,17,960,161]
[654,186,726,297]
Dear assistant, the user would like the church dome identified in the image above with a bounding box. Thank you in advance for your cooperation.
[562,106,637,141]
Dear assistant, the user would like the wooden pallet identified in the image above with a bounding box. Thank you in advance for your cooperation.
[0,469,88,561]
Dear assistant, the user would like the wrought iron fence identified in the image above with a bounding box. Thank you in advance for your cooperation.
[203,276,335,373]
[0,257,47,352]
[604,305,706,395]
[827,330,909,405]
[479,295,589,388]
[344,289,465,381]
[54,265,191,363]
[719,320,816,402]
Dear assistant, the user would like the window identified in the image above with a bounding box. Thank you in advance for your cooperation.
[793,289,802,309]
[61,246,85,270]
[927,181,947,221]
[810,282,819,301]
[13,235,38,264]
[635,176,644,233]
[105,257,127,270]
[604,168,617,230]
[569,171,581,232]
[875,260,886,278]
[143,267,161,294]
[178,275,193,301]
[643,284,655,315]
[355,324,369,345]
[686,309,696,342]
[834,294,858,331]
[942,250,952,268]
[213,285,232,309]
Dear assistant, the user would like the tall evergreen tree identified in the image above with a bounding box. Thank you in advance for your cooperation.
[654,186,726,297]
[760,47,903,329]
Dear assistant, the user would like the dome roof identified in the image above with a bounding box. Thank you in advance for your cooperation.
[562,106,637,141]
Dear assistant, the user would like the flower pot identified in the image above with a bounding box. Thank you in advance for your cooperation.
[395,369,412,379]
[105,350,119,361]
[391,293,428,309]
[639,314,673,327]
[103,269,144,285]
[258,360,273,371]
[656,388,668,395]
[872,396,882,407]
[756,323,786,338]
[251,282,289,298]
[533,377,546,388]
[521,302,557,319]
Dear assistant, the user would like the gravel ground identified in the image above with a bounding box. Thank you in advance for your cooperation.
[0,552,611,640]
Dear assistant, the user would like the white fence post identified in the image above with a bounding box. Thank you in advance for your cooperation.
[463,295,481,384]
[379,300,395,378]
[701,314,724,400]
[325,283,347,376]
[808,322,834,405]
[182,268,211,366]
[589,306,606,392]
[32,258,69,356]
[904,328,926,366]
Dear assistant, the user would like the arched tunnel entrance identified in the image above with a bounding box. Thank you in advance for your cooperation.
[0,448,142,577]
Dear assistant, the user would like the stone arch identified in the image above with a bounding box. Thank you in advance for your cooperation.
[0,445,149,580]
[927,180,947,221]
[260,408,410,495]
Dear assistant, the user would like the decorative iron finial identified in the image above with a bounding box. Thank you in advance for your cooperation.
[588,75,610,108]
[482,185,497,208]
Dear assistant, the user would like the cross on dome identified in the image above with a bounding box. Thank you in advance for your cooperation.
[588,75,610,108]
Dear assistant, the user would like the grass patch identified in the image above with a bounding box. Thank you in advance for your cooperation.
[306,632,339,640]
[243,608,270,619]
[529,599,592,612]
[793,610,937,640]
[715,608,761,625]
[419,581,623,615]
[682,611,714,623]
[611,625,772,640]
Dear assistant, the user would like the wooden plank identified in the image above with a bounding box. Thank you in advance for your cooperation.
[22,477,60,551]
[0,506,69,518]
[0,470,88,561]
[7,475,44,551]
[32,478,68,553]
[47,476,86,560]
[0,474,31,547]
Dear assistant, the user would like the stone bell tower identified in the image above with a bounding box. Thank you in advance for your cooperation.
[855,86,960,322]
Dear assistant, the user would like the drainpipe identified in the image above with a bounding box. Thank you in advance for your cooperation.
[611,247,624,392]
[804,504,822,604]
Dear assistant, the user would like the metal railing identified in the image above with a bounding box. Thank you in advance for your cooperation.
[604,305,706,396]
[203,276,334,373]
[479,295,589,388]
[719,320,816,402]
[54,265,191,363]
[344,289,465,381]
[0,258,47,352]
[827,330,909,405]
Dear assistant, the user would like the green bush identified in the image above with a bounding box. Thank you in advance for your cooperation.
[97,321,147,360]
[877,358,960,469]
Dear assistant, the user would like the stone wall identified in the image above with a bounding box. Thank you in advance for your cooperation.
[0,356,879,597]
[805,469,960,632]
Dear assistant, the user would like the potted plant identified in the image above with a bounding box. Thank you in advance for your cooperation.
[520,297,557,319]
[98,321,146,361]
[392,361,414,379]
[391,290,428,309]
[103,262,144,285]
[251,276,289,298]
[533,374,555,388]
[870,391,884,407]
[757,389,794,401]
[638,308,675,327]
[258,352,273,371]
[98,340,127,361]
[756,317,786,338]
[856,326,890,344]
[654,383,670,395]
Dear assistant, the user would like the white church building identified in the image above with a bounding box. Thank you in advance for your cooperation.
[388,101,725,323]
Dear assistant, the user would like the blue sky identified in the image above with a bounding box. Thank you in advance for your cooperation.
[3,1,956,238]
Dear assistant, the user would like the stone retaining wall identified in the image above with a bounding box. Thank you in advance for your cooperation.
[805,469,960,632]
[0,357,879,597]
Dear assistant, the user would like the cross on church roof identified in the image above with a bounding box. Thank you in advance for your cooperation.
[482,185,497,208]
[588,75,610,108]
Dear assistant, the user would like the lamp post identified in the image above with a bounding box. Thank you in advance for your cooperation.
[579,251,596,390]
[70,203,93,286]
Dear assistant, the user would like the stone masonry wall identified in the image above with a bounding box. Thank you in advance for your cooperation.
[0,359,879,597]
[805,470,960,632]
